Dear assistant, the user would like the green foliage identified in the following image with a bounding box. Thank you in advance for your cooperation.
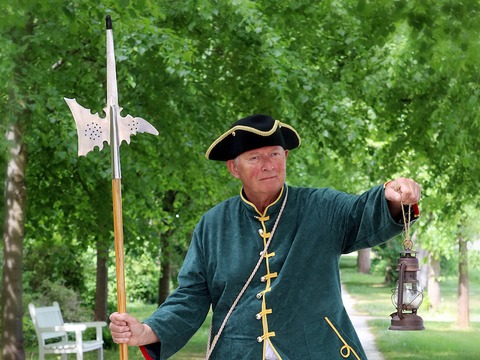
[25,279,91,321]
[23,279,94,347]
[2,1,480,346]
[371,236,405,285]
[114,251,161,304]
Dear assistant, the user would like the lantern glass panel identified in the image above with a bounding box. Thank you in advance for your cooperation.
[392,280,423,310]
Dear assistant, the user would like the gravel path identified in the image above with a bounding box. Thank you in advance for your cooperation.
[342,285,385,360]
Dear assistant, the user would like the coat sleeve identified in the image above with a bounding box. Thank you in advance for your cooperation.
[141,229,211,360]
[322,184,410,254]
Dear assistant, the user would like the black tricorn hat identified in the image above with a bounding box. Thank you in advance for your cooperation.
[205,114,301,161]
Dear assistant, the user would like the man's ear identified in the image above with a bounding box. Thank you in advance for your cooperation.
[226,159,240,178]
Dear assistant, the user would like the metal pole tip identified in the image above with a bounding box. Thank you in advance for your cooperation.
[106,15,112,30]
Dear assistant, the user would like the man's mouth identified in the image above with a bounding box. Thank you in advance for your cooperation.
[260,176,277,181]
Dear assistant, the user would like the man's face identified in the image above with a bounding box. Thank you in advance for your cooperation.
[226,145,288,199]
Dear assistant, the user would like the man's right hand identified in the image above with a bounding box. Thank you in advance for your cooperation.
[109,312,159,346]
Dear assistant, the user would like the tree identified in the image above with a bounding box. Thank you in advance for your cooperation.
[427,254,441,311]
[345,0,480,325]
[457,232,469,327]
[1,9,35,359]
[2,121,27,360]
[357,249,371,274]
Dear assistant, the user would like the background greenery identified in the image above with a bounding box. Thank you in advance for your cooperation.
[1,0,480,358]
[341,255,480,360]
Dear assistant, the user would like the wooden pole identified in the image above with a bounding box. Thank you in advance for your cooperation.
[112,178,128,360]
[66,16,157,360]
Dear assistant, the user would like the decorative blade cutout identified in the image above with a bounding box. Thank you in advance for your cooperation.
[65,98,159,156]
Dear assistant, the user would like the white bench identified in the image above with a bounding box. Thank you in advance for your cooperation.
[28,301,107,360]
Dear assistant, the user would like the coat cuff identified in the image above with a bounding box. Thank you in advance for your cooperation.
[140,343,161,360]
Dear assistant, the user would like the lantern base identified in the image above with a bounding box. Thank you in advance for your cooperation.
[389,312,425,331]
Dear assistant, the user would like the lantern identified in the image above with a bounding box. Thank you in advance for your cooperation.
[389,250,425,330]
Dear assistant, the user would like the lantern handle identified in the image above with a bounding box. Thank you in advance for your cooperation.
[396,261,407,319]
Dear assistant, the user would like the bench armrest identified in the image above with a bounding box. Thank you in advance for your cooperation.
[80,321,107,328]
[64,321,107,341]
[40,324,87,332]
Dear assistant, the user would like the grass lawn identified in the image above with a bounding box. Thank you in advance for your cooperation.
[370,319,480,360]
[340,253,480,360]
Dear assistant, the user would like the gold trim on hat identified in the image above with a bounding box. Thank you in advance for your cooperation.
[205,120,300,159]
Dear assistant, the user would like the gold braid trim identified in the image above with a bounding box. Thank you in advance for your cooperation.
[324,317,361,360]
[205,120,300,159]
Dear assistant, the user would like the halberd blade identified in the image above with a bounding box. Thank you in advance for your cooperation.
[107,106,159,145]
[65,97,110,156]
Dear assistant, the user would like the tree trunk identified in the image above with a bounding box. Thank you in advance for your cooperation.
[94,236,109,321]
[158,252,171,305]
[157,190,177,305]
[428,254,441,311]
[357,248,371,274]
[457,234,470,328]
[417,248,429,292]
[2,121,27,360]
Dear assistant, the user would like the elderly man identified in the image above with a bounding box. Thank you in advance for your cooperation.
[109,114,421,360]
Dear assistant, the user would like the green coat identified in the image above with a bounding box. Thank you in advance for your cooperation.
[142,184,406,359]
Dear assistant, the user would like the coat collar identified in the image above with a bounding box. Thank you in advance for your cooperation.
[240,184,286,218]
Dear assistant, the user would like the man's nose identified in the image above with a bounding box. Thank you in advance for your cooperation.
[262,158,275,171]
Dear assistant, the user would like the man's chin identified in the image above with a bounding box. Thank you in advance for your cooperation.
[259,182,283,194]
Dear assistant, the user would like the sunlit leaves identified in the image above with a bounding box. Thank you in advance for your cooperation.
[3,0,480,310]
